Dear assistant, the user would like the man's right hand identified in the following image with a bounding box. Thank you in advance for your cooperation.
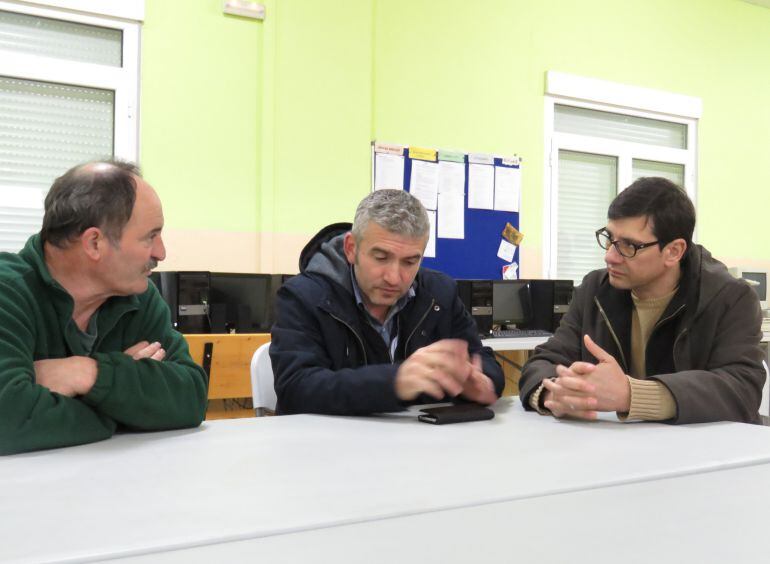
[124,341,166,361]
[542,362,599,419]
[394,339,472,401]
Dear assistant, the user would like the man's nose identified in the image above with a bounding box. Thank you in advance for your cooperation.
[605,243,623,264]
[153,235,167,262]
[382,262,400,284]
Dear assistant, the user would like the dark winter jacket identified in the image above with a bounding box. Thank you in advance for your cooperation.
[270,223,504,415]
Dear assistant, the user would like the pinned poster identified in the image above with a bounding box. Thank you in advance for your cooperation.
[468,163,494,209]
[425,210,437,258]
[437,191,464,239]
[494,165,521,212]
[437,160,464,195]
[410,159,439,210]
[374,153,405,190]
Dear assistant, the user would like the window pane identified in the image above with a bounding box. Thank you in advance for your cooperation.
[0,76,114,252]
[557,150,617,284]
[0,10,122,67]
[555,105,687,149]
[632,159,685,186]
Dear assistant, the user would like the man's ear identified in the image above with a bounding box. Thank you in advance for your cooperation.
[80,227,105,261]
[664,238,687,265]
[343,232,357,265]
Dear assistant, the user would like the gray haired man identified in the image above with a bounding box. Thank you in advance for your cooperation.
[270,189,504,415]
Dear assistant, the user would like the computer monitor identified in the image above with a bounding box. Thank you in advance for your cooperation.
[209,273,272,333]
[492,280,533,327]
[728,267,768,310]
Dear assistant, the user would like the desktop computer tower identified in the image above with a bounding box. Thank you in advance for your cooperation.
[552,279,574,330]
[456,280,493,336]
[149,271,210,333]
[176,272,212,333]
[524,279,574,332]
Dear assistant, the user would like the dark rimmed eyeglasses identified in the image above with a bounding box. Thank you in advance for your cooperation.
[595,228,660,258]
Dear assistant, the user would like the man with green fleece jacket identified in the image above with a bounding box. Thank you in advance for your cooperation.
[0,160,208,455]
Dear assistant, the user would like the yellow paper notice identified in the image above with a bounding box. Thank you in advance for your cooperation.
[409,146,437,162]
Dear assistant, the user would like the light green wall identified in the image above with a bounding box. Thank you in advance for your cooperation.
[265,0,373,233]
[141,0,770,268]
[140,1,261,232]
[373,0,770,266]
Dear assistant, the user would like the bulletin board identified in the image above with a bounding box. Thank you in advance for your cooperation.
[371,141,522,280]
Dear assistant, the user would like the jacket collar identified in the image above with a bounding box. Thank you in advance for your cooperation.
[19,234,141,347]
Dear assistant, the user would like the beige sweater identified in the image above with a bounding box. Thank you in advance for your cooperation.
[530,289,677,421]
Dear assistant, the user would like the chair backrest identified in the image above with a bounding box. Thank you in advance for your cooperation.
[250,342,277,416]
[761,360,769,418]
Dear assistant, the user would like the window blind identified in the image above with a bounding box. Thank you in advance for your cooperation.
[557,151,617,284]
[0,9,122,66]
[0,76,114,252]
[555,104,687,149]
[632,159,685,185]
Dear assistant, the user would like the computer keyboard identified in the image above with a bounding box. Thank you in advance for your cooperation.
[488,329,553,338]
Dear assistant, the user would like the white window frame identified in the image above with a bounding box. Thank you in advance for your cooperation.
[0,0,143,161]
[543,71,702,280]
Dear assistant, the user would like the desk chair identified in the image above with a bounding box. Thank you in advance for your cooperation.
[250,342,277,416]
[761,360,770,420]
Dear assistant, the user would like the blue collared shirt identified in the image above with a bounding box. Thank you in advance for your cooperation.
[350,267,416,361]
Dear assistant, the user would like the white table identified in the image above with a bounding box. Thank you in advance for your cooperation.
[115,463,770,564]
[4,398,770,563]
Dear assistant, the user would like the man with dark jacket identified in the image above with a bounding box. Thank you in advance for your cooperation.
[0,161,208,455]
[270,189,504,415]
[520,177,764,424]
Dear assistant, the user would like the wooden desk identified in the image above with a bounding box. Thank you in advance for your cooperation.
[183,333,270,419]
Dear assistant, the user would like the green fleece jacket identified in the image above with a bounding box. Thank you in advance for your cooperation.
[0,235,208,455]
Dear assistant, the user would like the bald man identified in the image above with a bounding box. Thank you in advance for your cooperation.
[0,161,207,455]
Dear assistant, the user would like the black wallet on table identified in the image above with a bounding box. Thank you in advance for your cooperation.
[418,403,495,425]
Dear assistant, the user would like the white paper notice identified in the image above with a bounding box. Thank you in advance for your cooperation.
[437,160,465,195]
[374,153,405,190]
[437,191,464,239]
[425,210,437,258]
[468,163,494,209]
[493,166,521,212]
[410,160,439,210]
[497,239,516,262]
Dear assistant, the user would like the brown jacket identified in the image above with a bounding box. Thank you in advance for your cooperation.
[520,245,765,424]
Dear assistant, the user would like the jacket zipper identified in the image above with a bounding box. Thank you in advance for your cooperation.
[403,299,435,353]
[652,304,686,332]
[660,305,688,368]
[594,296,629,372]
[328,312,368,365]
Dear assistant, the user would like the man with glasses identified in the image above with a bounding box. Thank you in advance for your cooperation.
[519,177,764,423]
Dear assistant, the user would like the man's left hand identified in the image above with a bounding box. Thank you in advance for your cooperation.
[34,356,98,397]
[580,334,631,413]
[460,355,497,405]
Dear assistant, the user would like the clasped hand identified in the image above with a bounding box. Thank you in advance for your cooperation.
[395,339,497,405]
[542,334,631,420]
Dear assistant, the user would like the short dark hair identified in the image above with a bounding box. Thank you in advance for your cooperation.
[40,160,141,248]
[608,177,696,250]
